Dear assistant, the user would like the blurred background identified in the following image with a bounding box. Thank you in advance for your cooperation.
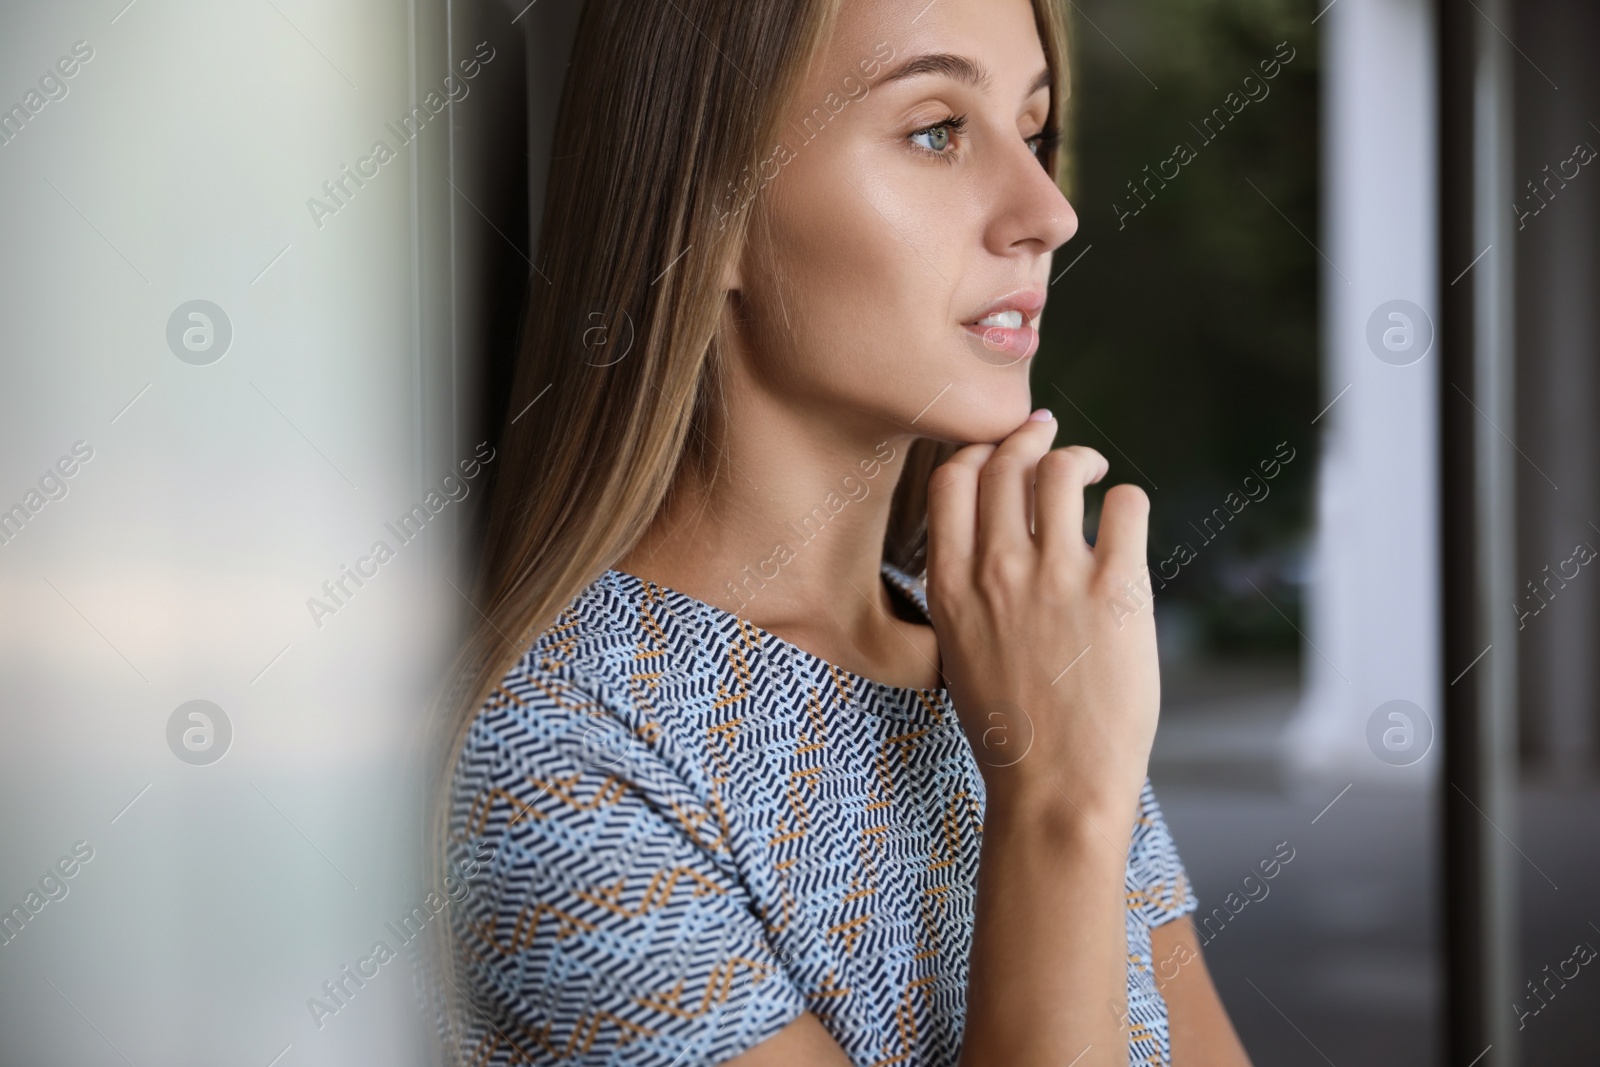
[0,0,1596,1064]
[1047,0,1435,1061]
[1046,0,1600,1064]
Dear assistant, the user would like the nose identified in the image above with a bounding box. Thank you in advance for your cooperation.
[985,140,1079,257]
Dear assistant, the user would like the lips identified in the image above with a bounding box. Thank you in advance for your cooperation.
[961,286,1046,362]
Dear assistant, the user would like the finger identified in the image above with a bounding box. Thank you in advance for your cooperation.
[976,413,1058,558]
[926,443,995,578]
[1033,445,1109,559]
[1093,482,1151,577]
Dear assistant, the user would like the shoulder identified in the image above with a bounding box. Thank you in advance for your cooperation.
[448,567,754,863]
[460,566,692,745]
[443,615,808,1064]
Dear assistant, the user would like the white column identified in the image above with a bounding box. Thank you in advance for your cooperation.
[1282,0,1441,787]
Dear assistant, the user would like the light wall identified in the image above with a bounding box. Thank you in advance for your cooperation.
[0,2,527,1063]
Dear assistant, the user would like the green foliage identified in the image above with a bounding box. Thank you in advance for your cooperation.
[1035,0,1320,657]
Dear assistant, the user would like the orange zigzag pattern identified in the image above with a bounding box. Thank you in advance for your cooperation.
[460,773,630,838]
[464,1009,656,1065]
[574,866,726,917]
[634,954,779,1020]
[469,900,595,957]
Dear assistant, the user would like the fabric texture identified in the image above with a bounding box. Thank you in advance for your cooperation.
[446,561,1198,1065]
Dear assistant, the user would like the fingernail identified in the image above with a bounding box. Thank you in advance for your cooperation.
[1028,408,1053,422]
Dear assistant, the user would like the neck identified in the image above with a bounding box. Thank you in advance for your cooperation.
[615,312,945,691]
[617,388,913,632]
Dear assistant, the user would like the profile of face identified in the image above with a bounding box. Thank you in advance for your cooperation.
[725,0,1078,446]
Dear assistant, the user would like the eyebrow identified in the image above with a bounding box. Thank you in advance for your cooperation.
[876,52,1053,99]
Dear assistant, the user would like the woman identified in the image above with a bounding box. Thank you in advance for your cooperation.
[430,0,1252,1063]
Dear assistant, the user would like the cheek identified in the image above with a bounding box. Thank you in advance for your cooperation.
[746,152,955,393]
[738,136,1033,439]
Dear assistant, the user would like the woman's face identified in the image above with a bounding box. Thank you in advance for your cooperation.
[728,0,1077,446]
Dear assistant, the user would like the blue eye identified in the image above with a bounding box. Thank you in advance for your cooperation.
[1027,127,1062,160]
[909,114,967,158]
[907,114,1058,166]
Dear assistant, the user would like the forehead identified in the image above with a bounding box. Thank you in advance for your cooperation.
[822,0,1048,80]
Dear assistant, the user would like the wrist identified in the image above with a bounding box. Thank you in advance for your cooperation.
[980,772,1138,863]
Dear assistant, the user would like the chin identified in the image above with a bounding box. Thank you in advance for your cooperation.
[914,374,1035,445]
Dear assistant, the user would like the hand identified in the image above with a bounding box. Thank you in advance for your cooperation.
[925,410,1159,831]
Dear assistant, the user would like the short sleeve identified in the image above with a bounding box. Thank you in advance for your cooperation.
[447,674,807,1066]
[1124,777,1199,927]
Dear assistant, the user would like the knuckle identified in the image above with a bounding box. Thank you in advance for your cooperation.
[1069,444,1108,468]
[1036,448,1083,482]
[979,453,1022,482]
[975,547,1029,591]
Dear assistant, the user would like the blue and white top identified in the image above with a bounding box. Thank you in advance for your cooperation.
[446,561,1198,1065]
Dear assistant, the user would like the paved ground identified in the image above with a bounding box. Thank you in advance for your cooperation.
[1151,678,1600,1066]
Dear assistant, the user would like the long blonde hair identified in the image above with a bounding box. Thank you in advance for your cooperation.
[427,0,1071,1052]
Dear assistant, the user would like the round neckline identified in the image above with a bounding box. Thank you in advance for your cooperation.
[601,561,950,703]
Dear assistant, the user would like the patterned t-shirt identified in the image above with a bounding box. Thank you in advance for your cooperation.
[446,561,1198,1066]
